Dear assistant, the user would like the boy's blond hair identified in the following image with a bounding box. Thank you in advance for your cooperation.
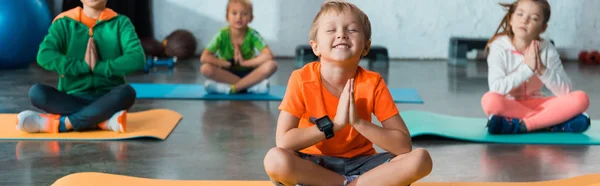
[226,0,253,18]
[309,0,371,42]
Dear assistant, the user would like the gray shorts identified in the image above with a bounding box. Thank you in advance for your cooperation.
[297,152,395,176]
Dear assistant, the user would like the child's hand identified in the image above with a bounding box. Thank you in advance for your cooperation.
[219,61,232,69]
[233,44,244,64]
[236,55,246,66]
[524,41,538,72]
[85,38,97,71]
[348,79,360,125]
[333,79,352,129]
[239,59,255,68]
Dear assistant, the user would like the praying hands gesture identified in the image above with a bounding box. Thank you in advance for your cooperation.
[333,78,360,130]
[233,44,244,65]
[524,40,546,76]
[85,38,97,71]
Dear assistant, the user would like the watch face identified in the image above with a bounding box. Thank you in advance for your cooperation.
[316,116,332,128]
[315,117,324,128]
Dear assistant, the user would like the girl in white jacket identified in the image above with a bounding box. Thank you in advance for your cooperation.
[481,0,590,134]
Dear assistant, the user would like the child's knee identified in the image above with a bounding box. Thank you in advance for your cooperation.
[29,84,49,107]
[570,90,590,111]
[118,84,136,98]
[266,60,278,70]
[481,92,505,114]
[260,60,278,74]
[263,147,294,178]
[115,84,136,108]
[411,148,433,175]
[200,64,218,78]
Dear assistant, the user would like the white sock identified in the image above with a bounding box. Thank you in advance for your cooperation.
[204,80,232,94]
[247,79,270,94]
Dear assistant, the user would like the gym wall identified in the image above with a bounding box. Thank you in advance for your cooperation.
[54,0,597,60]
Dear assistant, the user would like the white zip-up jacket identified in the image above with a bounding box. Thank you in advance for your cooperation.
[487,35,572,100]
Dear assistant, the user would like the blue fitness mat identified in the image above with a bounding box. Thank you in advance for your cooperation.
[402,110,600,145]
[130,83,424,103]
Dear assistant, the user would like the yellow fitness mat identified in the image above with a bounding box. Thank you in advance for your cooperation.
[52,172,600,186]
[0,109,182,140]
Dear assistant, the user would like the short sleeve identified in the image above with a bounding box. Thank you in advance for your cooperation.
[250,30,268,51]
[373,77,400,122]
[206,31,223,53]
[278,71,305,118]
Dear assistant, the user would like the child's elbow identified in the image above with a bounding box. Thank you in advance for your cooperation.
[275,140,287,149]
[392,132,413,155]
[275,140,295,151]
[35,54,53,70]
[199,55,208,64]
[390,144,412,156]
[401,142,413,153]
[135,52,146,69]
[264,50,274,60]
[396,139,413,154]
[36,56,45,66]
[200,50,215,63]
[489,82,509,95]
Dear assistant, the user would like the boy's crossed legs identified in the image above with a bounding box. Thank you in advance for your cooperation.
[264,147,432,186]
[200,59,278,94]
[17,83,136,133]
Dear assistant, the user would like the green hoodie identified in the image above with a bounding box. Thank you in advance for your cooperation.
[37,7,145,96]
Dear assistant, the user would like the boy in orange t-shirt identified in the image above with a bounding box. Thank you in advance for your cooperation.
[263,1,432,186]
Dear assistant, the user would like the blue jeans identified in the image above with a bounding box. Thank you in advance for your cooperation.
[28,83,136,131]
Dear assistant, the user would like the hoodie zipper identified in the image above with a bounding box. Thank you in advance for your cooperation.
[81,12,98,93]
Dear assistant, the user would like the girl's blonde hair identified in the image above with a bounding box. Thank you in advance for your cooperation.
[308,0,371,42]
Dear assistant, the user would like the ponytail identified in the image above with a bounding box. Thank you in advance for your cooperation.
[485,3,516,52]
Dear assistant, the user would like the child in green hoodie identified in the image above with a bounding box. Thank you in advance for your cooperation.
[16,0,145,133]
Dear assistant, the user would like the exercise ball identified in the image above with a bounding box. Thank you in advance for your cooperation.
[0,0,52,69]
[163,29,197,60]
[141,37,165,57]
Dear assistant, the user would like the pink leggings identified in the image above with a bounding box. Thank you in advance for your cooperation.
[481,91,590,131]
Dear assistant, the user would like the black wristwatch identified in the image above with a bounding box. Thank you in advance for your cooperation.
[315,116,334,139]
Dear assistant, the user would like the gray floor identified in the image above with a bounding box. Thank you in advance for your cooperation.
[1,58,599,185]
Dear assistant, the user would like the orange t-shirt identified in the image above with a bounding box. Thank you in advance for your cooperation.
[80,12,97,28]
[278,62,399,158]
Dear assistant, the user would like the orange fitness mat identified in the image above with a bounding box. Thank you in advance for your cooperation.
[52,172,600,186]
[0,109,182,140]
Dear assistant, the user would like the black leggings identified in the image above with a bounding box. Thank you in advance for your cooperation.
[28,83,136,131]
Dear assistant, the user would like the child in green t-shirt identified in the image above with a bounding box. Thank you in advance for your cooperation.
[199,0,278,94]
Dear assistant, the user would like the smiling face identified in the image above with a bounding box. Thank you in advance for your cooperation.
[510,0,548,40]
[310,11,370,66]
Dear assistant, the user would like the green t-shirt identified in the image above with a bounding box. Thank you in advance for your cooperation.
[206,27,268,61]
